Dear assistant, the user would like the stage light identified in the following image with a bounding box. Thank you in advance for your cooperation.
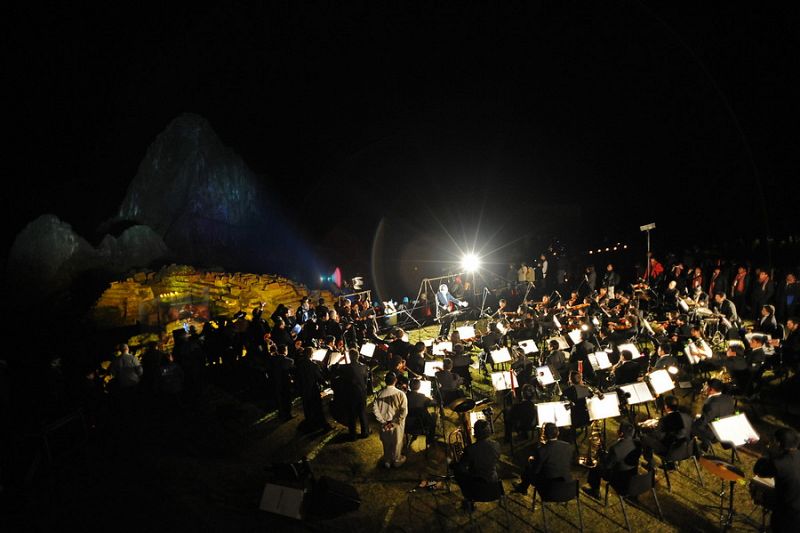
[461,253,481,273]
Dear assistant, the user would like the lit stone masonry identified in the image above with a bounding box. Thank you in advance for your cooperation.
[91,264,334,338]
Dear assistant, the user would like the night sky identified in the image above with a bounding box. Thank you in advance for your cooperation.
[6,3,797,292]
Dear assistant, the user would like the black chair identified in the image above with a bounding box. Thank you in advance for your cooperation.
[403,414,431,456]
[659,439,703,491]
[532,479,584,533]
[604,469,663,533]
[463,479,510,530]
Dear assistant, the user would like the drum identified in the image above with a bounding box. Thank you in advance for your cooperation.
[695,307,714,318]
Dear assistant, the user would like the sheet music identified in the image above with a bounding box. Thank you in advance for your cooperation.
[491,347,512,364]
[647,369,675,394]
[424,360,444,377]
[496,322,509,335]
[328,351,347,366]
[617,343,642,359]
[456,325,476,339]
[552,316,562,330]
[311,349,327,362]
[588,351,612,370]
[491,370,517,391]
[711,413,759,447]
[567,329,583,345]
[536,365,558,385]
[359,343,376,358]
[536,401,572,427]
[469,410,487,428]
[587,394,621,420]
[518,339,539,354]
[422,338,435,347]
[619,382,654,404]
[433,341,452,355]
[417,380,433,399]
[551,336,569,350]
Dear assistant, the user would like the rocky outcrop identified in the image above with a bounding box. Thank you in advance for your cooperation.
[115,113,267,267]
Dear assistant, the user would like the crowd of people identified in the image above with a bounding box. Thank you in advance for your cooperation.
[3,244,798,530]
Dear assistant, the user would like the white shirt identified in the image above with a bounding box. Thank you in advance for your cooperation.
[373,385,408,426]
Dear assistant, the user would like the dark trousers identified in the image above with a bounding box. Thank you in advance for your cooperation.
[588,467,635,492]
[347,396,369,437]
[302,391,328,430]
[640,433,669,464]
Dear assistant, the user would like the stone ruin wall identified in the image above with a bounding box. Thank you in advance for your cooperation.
[91,265,333,342]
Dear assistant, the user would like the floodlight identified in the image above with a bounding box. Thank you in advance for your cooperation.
[461,253,481,273]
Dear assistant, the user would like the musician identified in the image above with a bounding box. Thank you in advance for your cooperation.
[692,378,735,452]
[374,372,408,469]
[545,339,569,382]
[640,395,692,469]
[757,304,779,338]
[512,423,573,495]
[707,266,726,300]
[295,297,313,325]
[753,428,800,532]
[583,421,639,499]
[781,317,800,373]
[569,332,597,383]
[690,266,704,292]
[722,343,748,392]
[435,283,468,337]
[337,349,371,440]
[455,419,501,511]
[562,371,591,430]
[685,325,713,366]
[613,349,641,384]
[387,328,411,370]
[435,358,464,405]
[712,291,740,335]
[504,384,537,443]
[406,342,427,379]
[652,342,678,372]
[451,343,473,388]
[480,322,503,374]
[512,318,538,344]
[295,347,333,433]
[406,378,437,442]
[744,334,769,396]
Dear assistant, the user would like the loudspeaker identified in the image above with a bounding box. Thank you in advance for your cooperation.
[259,483,306,520]
[310,476,360,517]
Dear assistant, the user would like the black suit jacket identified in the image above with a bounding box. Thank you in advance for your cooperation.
[563,384,591,428]
[530,439,573,482]
[657,411,692,448]
[693,393,735,434]
[602,436,639,473]
[614,360,641,385]
[754,450,800,518]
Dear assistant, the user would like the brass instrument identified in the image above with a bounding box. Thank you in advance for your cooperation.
[447,428,466,465]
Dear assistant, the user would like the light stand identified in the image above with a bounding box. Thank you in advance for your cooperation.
[640,222,656,281]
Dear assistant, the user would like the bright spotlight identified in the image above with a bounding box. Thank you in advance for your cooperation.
[461,253,481,273]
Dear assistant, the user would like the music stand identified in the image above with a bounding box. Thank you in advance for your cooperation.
[617,343,643,359]
[432,342,452,356]
[490,347,512,365]
[646,369,675,395]
[550,336,569,350]
[517,339,539,355]
[535,365,559,386]
[417,380,433,399]
[567,329,583,346]
[536,401,572,428]
[456,325,476,340]
[711,413,759,449]
[587,351,612,371]
[619,382,654,405]
[424,361,444,378]
[311,349,328,363]
[490,370,517,392]
[587,395,620,421]
[359,343,376,359]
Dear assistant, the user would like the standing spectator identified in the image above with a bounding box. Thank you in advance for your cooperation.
[731,265,750,316]
[751,270,776,319]
[778,272,799,322]
[109,343,143,392]
[373,372,407,468]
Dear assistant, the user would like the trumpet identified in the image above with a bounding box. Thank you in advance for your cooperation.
[447,428,466,465]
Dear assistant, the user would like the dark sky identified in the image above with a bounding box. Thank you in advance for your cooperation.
[6,3,798,282]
